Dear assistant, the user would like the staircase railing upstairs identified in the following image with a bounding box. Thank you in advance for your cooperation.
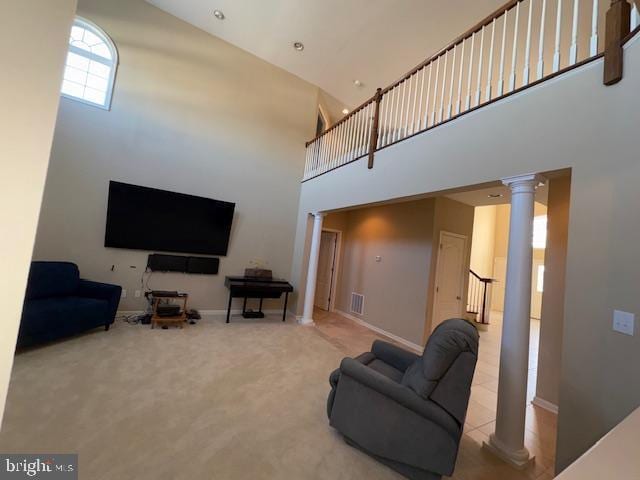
[467,270,495,325]
[303,0,640,182]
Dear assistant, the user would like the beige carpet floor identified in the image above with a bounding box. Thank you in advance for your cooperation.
[0,316,402,480]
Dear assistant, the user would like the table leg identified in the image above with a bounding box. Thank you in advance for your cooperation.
[242,297,247,315]
[282,292,289,322]
[226,292,233,323]
[259,297,263,314]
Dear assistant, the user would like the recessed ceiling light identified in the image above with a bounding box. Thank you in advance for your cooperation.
[213,9,225,20]
[488,193,504,198]
[353,80,363,88]
[342,109,349,115]
[293,42,304,51]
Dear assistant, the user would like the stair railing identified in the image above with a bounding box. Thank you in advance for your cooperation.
[467,270,494,325]
[303,0,639,182]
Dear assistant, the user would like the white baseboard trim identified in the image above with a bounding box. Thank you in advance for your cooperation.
[334,310,423,353]
[532,396,559,414]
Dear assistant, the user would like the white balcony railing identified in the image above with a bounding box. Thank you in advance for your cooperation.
[303,0,640,182]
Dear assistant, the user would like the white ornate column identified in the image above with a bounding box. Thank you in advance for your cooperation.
[484,173,544,468]
[300,212,325,325]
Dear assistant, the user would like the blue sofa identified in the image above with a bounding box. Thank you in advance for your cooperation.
[18,262,122,348]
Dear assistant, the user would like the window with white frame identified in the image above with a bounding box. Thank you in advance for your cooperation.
[61,17,118,110]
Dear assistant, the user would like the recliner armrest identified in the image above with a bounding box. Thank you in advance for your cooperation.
[371,340,420,372]
[339,357,460,438]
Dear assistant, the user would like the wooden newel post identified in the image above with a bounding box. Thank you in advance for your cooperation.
[604,0,631,85]
[367,88,383,170]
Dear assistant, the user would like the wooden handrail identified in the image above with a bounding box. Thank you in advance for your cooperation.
[306,0,524,147]
[470,269,494,283]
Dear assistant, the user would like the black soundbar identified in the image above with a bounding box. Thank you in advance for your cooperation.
[147,254,219,275]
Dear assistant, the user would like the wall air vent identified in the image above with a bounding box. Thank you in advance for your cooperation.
[350,292,365,315]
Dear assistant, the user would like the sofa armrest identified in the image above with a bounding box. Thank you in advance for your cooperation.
[371,340,420,372]
[339,357,459,438]
[78,279,122,323]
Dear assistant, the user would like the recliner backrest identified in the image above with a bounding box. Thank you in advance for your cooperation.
[25,262,80,300]
[401,319,479,425]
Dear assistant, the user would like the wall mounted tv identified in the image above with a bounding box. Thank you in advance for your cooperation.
[105,181,235,255]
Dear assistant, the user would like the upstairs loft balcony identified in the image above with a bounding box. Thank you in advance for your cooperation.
[303,0,640,182]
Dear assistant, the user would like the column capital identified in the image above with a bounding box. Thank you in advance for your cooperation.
[312,212,326,219]
[501,173,546,193]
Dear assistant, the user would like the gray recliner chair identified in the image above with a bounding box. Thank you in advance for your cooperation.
[327,319,479,480]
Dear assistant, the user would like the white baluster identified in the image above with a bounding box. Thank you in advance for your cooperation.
[328,127,337,170]
[486,18,497,101]
[350,111,360,159]
[417,67,426,133]
[466,33,476,110]
[404,75,414,135]
[569,0,580,65]
[424,62,433,128]
[331,125,339,169]
[448,44,457,118]
[476,25,486,106]
[590,0,599,56]
[393,84,401,143]
[553,0,563,73]
[364,104,373,155]
[317,138,325,173]
[432,56,441,126]
[338,122,347,167]
[509,2,521,92]
[523,0,534,86]
[377,96,386,149]
[632,4,639,30]
[400,77,411,138]
[410,72,420,134]
[359,109,367,156]
[498,9,509,96]
[457,39,466,115]
[303,144,310,179]
[384,88,394,146]
[538,0,548,79]
[399,80,407,139]
[439,52,448,123]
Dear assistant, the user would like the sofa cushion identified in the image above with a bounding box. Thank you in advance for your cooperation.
[401,319,479,400]
[25,262,80,300]
[20,297,109,336]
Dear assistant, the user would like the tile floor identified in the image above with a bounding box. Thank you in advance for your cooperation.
[313,309,558,480]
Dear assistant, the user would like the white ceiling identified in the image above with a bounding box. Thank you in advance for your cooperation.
[146,0,506,107]
[446,183,549,207]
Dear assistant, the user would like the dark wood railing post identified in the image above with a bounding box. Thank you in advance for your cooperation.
[604,0,631,85]
[367,88,383,169]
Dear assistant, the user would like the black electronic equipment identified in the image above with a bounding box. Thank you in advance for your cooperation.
[147,254,219,275]
[147,254,187,273]
[105,181,235,255]
[156,304,181,317]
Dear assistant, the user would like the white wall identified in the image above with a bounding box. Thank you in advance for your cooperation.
[470,206,497,279]
[34,0,322,312]
[291,36,640,471]
[0,0,77,425]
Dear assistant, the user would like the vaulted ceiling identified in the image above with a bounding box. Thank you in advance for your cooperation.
[147,0,506,107]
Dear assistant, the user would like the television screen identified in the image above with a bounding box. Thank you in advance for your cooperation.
[105,181,235,255]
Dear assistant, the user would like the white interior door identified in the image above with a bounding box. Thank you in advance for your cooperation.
[432,232,468,332]
[315,231,337,311]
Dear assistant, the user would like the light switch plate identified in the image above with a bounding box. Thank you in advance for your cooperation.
[121,289,127,299]
[613,310,635,336]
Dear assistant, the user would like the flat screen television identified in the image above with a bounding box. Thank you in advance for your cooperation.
[105,181,235,255]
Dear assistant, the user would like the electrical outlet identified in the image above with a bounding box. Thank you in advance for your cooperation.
[134,290,141,298]
[121,289,127,299]
[613,310,635,336]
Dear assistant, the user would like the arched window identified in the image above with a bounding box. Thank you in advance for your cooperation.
[61,17,118,110]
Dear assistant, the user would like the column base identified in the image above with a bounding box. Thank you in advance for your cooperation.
[297,317,315,326]
[483,434,534,470]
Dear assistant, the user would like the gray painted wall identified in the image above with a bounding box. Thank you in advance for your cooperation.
[34,0,322,312]
[291,37,640,471]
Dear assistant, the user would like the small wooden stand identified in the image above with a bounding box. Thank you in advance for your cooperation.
[151,293,188,329]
